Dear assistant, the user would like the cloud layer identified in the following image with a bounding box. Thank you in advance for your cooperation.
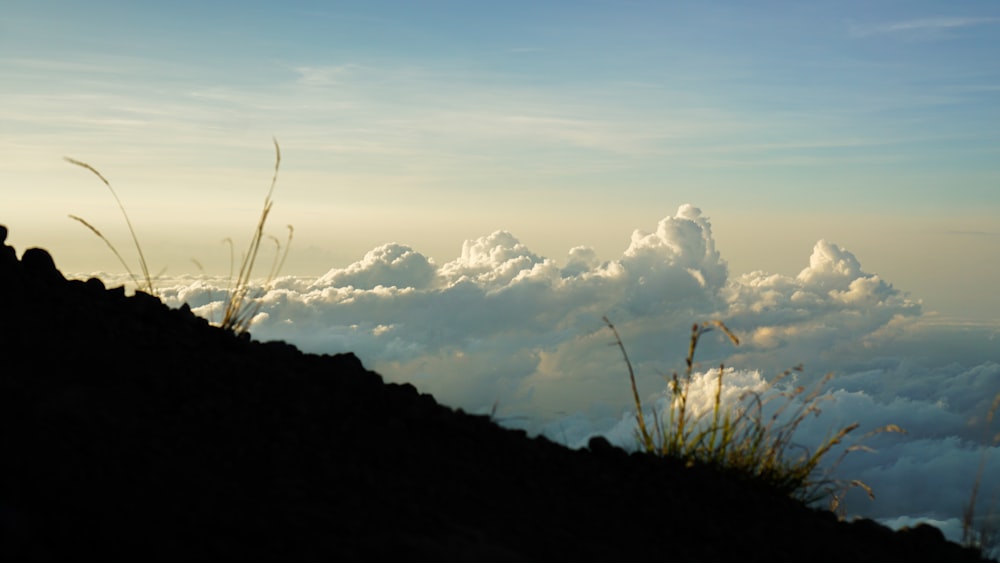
[141,204,1000,543]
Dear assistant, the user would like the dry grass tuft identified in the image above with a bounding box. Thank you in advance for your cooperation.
[218,139,292,335]
[963,393,1000,559]
[66,139,291,335]
[604,316,904,507]
[65,157,156,295]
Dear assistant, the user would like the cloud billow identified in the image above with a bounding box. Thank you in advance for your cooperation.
[312,242,438,290]
[149,203,999,542]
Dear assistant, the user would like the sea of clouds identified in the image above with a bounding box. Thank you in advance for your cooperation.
[104,204,998,544]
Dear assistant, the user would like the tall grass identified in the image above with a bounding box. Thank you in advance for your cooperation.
[604,316,904,507]
[64,158,156,295]
[217,139,292,335]
[963,392,1000,559]
[65,139,291,335]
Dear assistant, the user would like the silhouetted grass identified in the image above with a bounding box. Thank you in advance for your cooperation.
[65,139,291,335]
[218,139,292,335]
[963,392,1000,559]
[64,158,156,295]
[604,316,903,507]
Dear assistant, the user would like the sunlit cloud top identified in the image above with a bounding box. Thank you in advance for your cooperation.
[113,202,999,544]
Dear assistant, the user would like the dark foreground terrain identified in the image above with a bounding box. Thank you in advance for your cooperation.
[0,224,990,562]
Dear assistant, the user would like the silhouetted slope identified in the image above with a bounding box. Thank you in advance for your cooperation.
[0,224,990,562]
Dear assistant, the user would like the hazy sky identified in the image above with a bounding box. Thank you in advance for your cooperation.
[3,1,1000,545]
[3,0,999,322]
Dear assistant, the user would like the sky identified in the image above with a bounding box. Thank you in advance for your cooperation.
[3,0,1000,548]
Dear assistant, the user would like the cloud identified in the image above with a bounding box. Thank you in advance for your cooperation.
[293,64,364,86]
[141,203,1000,541]
[312,242,437,290]
[883,17,998,32]
[438,230,546,287]
[850,17,999,38]
[946,229,999,237]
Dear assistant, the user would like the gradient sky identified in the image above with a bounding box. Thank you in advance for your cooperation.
[3,0,999,325]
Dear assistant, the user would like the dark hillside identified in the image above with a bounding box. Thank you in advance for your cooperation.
[0,224,990,562]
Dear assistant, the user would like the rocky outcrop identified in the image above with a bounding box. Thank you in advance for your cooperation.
[0,224,990,562]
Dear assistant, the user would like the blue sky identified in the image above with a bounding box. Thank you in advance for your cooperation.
[4,1,999,324]
[3,1,1000,542]
[4,1,999,325]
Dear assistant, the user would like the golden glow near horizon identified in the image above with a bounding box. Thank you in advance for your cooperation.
[4,3,998,324]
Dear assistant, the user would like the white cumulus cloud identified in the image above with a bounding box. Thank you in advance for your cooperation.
[137,203,1000,543]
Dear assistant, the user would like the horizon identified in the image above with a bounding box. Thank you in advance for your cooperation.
[3,1,999,323]
[3,0,999,548]
[12,203,996,546]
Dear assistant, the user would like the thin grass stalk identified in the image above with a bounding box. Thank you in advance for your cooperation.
[705,364,726,458]
[964,393,1000,549]
[223,199,272,329]
[668,323,700,457]
[603,316,654,451]
[64,157,155,294]
[221,138,283,334]
[268,225,294,281]
[68,215,144,291]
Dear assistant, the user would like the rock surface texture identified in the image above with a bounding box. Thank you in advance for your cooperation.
[0,224,991,562]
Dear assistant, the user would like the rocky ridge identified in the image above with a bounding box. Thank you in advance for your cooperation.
[0,224,991,562]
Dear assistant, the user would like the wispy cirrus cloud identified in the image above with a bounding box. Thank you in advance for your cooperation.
[946,229,999,237]
[850,17,999,38]
[293,64,366,86]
